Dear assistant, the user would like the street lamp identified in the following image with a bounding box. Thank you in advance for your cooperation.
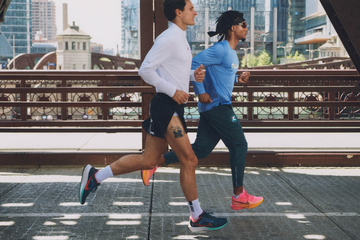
[306,49,319,60]
[277,46,287,64]
[204,5,209,49]
[203,0,216,49]
[12,35,16,69]
[260,33,268,50]
[240,47,254,68]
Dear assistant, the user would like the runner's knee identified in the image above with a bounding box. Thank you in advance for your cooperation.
[194,147,212,160]
[143,161,159,170]
[233,140,248,151]
[192,143,212,160]
[181,154,198,169]
[141,154,161,169]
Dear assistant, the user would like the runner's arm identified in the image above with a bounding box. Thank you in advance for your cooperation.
[138,37,177,97]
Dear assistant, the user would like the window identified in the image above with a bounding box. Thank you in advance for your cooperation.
[73,64,76,69]
[65,42,68,50]
[83,42,86,50]
[83,64,86,69]
[72,42,75,50]
[77,42,80,50]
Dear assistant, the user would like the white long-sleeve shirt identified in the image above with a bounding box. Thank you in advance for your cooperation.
[138,22,195,97]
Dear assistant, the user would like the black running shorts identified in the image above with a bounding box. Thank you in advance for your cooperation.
[142,93,188,138]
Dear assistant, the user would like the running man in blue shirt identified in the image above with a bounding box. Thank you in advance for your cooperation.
[142,10,264,210]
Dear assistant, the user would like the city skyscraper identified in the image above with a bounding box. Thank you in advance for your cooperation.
[0,0,32,56]
[31,0,56,42]
[295,0,347,59]
[188,0,306,58]
[120,0,140,59]
[121,0,307,62]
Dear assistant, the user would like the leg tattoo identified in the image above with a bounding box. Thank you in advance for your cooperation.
[169,126,184,138]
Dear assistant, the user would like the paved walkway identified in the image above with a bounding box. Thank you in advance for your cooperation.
[1,132,360,152]
[0,165,359,240]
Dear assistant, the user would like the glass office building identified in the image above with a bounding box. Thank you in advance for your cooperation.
[121,0,306,61]
[295,0,347,59]
[0,0,32,56]
[189,0,306,58]
[120,0,140,59]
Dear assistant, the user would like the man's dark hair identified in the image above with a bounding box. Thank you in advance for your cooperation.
[163,0,187,22]
[208,10,245,42]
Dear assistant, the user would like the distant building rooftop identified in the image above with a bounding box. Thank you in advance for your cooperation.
[59,21,89,36]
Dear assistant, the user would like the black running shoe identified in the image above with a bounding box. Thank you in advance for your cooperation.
[79,164,100,204]
[188,211,228,232]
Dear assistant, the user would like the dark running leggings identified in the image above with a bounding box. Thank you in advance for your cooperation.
[164,104,247,187]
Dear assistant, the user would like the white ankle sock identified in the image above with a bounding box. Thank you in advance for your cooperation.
[94,165,114,183]
[188,199,203,221]
[234,188,245,199]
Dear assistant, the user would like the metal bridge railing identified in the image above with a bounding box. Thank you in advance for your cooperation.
[0,70,359,135]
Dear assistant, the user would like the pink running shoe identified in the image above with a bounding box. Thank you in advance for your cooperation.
[231,189,264,210]
[141,166,160,186]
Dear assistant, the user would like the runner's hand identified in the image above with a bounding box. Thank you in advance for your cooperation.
[172,90,190,105]
[238,71,250,83]
[194,64,205,82]
[198,93,212,103]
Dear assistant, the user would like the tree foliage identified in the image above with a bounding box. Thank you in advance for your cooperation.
[288,51,305,62]
[241,50,272,67]
[241,50,305,67]
[257,50,272,66]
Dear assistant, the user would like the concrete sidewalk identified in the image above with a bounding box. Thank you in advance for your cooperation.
[1,131,359,166]
[0,165,359,239]
[1,132,360,152]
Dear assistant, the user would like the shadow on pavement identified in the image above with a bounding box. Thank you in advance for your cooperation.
[0,166,359,239]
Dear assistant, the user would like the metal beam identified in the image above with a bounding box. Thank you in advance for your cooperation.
[320,0,360,73]
[140,0,154,62]
[1,152,359,166]
[154,0,168,38]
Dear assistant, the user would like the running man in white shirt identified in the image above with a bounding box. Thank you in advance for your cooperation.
[79,0,228,232]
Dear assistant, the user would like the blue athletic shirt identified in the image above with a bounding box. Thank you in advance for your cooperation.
[191,40,239,113]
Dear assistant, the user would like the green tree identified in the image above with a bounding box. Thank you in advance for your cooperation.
[240,50,275,67]
[257,50,273,66]
[240,56,246,67]
[246,54,258,67]
[292,51,306,62]
[286,51,306,63]
[241,55,254,67]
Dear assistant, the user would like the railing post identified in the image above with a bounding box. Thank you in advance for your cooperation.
[288,82,294,120]
[247,83,253,120]
[61,79,67,120]
[102,77,109,120]
[20,80,27,121]
[329,80,336,120]
[141,92,153,147]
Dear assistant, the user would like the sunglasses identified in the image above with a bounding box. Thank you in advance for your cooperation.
[236,22,247,28]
